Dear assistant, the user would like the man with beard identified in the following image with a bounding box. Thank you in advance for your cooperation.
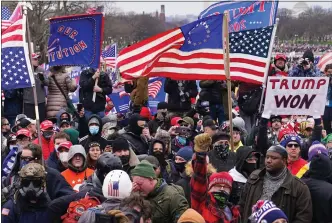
[229,146,260,205]
[239,145,312,222]
[120,114,150,155]
[269,53,288,77]
[2,163,50,222]
[111,137,139,175]
[267,115,282,145]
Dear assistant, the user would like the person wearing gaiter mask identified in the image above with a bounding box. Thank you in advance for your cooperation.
[191,133,240,223]
[169,146,193,183]
[79,115,108,152]
[120,114,149,155]
[229,146,260,205]
[112,137,139,175]
[2,163,51,222]
[33,120,55,160]
[61,145,94,191]
[208,132,237,172]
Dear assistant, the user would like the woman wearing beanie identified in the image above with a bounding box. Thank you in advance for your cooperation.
[250,200,288,223]
[191,133,240,223]
[86,141,102,170]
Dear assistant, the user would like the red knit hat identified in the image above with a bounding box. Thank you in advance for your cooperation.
[208,172,233,190]
[140,107,151,120]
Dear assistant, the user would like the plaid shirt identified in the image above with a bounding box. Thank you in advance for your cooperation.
[190,152,240,223]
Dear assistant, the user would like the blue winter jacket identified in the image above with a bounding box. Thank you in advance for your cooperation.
[1,199,49,223]
[288,65,322,77]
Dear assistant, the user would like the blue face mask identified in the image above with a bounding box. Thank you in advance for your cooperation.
[89,126,99,135]
[176,136,186,146]
[20,160,29,169]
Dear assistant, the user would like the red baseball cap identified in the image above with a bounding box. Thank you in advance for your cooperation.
[57,141,73,151]
[171,117,183,126]
[16,128,31,138]
[40,120,53,131]
[275,53,286,61]
[208,172,233,190]
[31,52,40,59]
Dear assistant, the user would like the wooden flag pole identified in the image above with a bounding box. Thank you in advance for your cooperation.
[93,61,106,102]
[222,11,234,152]
[23,4,42,149]
[256,18,280,125]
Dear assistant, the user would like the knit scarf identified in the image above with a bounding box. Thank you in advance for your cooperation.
[260,167,287,201]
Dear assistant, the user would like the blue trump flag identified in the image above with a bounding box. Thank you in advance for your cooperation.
[199,0,278,32]
[48,13,103,68]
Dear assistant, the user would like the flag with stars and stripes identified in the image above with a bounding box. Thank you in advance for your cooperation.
[1,6,11,30]
[101,44,117,69]
[317,52,332,72]
[117,14,275,84]
[1,4,34,91]
[119,78,163,99]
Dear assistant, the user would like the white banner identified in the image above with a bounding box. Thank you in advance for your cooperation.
[263,77,329,116]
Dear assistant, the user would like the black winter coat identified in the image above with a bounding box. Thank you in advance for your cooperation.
[175,176,191,206]
[164,78,198,112]
[46,151,67,173]
[199,80,224,104]
[120,131,149,155]
[79,69,112,113]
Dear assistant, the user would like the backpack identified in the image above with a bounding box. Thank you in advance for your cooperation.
[61,195,101,223]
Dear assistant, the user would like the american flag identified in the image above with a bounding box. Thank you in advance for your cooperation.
[317,52,332,72]
[86,6,104,14]
[101,44,117,69]
[1,4,34,90]
[1,6,11,30]
[108,181,119,197]
[119,78,162,98]
[117,14,274,84]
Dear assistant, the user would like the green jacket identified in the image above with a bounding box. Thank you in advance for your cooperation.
[147,179,189,223]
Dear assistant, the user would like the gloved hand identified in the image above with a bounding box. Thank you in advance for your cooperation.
[194,133,212,153]
[107,210,130,223]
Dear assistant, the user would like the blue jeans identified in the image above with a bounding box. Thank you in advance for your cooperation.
[209,104,225,125]
[84,110,105,120]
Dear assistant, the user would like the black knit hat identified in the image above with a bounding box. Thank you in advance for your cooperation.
[302,50,314,63]
[112,137,129,153]
[157,102,168,110]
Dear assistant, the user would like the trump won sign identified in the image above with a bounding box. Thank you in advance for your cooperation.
[263,77,329,117]
[48,13,103,68]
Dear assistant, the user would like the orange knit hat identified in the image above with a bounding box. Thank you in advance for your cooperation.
[177,208,205,223]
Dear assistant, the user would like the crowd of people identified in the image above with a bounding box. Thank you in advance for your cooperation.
[273,42,332,54]
[1,48,332,223]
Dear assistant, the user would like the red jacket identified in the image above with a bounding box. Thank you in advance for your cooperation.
[190,152,240,223]
[33,136,55,160]
[288,158,308,176]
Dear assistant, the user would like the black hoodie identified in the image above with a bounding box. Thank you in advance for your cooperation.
[79,114,108,152]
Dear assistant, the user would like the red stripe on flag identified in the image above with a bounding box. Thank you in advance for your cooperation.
[2,35,23,43]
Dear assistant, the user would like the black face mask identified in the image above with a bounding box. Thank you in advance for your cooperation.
[242,161,258,177]
[42,131,53,140]
[119,155,130,165]
[214,144,229,160]
[211,191,229,208]
[174,162,186,173]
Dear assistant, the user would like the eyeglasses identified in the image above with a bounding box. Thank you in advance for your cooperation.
[287,144,300,148]
[20,156,36,162]
[2,123,10,126]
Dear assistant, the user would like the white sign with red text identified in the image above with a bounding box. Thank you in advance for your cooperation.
[263,77,329,116]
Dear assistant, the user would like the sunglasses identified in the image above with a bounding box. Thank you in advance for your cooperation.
[21,178,43,188]
[180,123,189,127]
[287,144,300,148]
[20,156,36,162]
[2,123,10,126]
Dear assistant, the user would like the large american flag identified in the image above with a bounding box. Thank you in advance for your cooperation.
[119,78,162,98]
[317,52,332,72]
[101,44,117,69]
[117,14,274,84]
[1,6,12,30]
[1,4,34,90]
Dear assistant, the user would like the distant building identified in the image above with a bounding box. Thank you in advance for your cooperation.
[292,2,309,17]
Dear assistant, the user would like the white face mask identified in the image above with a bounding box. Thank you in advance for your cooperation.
[59,152,69,163]
[55,145,59,151]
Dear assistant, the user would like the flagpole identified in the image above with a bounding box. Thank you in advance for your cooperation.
[256,18,279,125]
[23,4,42,149]
[222,11,234,152]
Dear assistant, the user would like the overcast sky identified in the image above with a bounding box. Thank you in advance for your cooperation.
[113,1,332,16]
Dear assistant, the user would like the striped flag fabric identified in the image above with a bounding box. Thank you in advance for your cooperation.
[108,181,119,197]
[1,3,34,90]
[86,6,104,14]
[1,6,11,31]
[119,78,162,98]
[317,52,332,72]
[101,44,117,69]
[117,14,274,84]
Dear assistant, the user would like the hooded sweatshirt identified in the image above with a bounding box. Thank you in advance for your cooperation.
[61,145,94,191]
[79,115,108,152]
[229,146,260,205]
